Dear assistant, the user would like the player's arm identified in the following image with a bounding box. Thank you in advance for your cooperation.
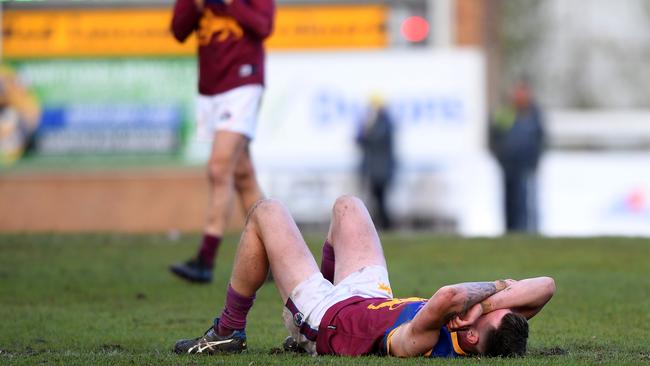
[480,276,556,319]
[389,281,508,357]
[225,0,275,39]
[171,0,203,42]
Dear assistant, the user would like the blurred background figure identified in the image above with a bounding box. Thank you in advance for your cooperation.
[356,95,396,230]
[0,65,40,166]
[490,78,545,233]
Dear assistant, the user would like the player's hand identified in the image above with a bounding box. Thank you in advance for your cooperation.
[504,279,518,287]
[447,303,483,331]
[194,0,205,10]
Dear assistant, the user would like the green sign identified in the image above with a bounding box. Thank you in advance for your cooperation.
[10,58,198,156]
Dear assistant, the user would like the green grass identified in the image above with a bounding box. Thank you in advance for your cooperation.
[1,233,649,365]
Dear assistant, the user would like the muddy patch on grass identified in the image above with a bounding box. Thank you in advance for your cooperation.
[98,344,125,353]
[531,347,568,356]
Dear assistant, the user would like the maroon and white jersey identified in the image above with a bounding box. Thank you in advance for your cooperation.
[171,0,275,95]
[316,296,466,357]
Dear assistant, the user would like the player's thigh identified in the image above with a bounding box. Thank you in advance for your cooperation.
[250,199,320,301]
[329,195,387,284]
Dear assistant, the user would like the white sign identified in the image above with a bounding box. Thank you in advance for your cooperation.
[255,49,486,167]
[541,152,650,236]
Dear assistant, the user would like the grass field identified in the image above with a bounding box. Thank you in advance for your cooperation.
[1,233,649,365]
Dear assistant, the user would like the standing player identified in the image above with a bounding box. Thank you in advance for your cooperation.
[173,195,556,357]
[169,0,275,283]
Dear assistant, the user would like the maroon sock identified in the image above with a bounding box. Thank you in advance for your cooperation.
[321,240,335,283]
[216,284,256,336]
[197,234,221,267]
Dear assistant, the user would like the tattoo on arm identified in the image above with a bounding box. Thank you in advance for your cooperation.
[480,282,511,314]
[457,282,500,312]
[437,280,507,325]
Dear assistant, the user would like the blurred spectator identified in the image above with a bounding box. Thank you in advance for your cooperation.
[0,66,41,166]
[357,95,395,230]
[490,78,545,233]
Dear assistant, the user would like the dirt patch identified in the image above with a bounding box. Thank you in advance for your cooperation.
[533,347,568,356]
[98,344,124,353]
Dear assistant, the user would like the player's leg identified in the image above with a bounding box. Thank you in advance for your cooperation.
[281,196,389,354]
[170,131,249,283]
[197,84,264,272]
[233,145,264,215]
[174,199,320,354]
[205,131,250,236]
[172,85,263,283]
[229,199,319,302]
[326,195,387,284]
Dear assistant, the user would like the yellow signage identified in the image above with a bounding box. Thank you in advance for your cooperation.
[267,5,388,50]
[2,8,196,58]
[2,5,388,58]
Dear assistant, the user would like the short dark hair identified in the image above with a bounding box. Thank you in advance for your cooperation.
[484,312,529,357]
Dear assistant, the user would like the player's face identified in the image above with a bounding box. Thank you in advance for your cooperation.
[477,309,511,331]
[476,308,512,349]
[457,309,511,354]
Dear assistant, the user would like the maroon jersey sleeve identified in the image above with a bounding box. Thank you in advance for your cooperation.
[226,0,275,39]
[171,0,202,42]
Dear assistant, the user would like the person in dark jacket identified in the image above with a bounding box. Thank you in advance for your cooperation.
[490,79,545,233]
[357,96,396,230]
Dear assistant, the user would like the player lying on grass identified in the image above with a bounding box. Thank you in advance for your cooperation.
[174,195,556,357]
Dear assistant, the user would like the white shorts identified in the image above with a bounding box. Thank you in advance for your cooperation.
[282,265,392,355]
[195,84,263,141]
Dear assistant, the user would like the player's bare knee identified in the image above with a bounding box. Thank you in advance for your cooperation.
[332,195,364,217]
[247,198,284,223]
[207,159,232,186]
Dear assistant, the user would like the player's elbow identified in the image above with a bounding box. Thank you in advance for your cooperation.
[434,285,465,312]
[256,21,274,39]
[170,18,193,43]
[541,276,556,298]
[170,26,190,43]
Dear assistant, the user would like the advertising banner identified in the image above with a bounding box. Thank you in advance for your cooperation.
[267,5,387,49]
[250,50,496,235]
[3,8,194,58]
[11,59,196,155]
[2,4,388,58]
[256,50,487,164]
